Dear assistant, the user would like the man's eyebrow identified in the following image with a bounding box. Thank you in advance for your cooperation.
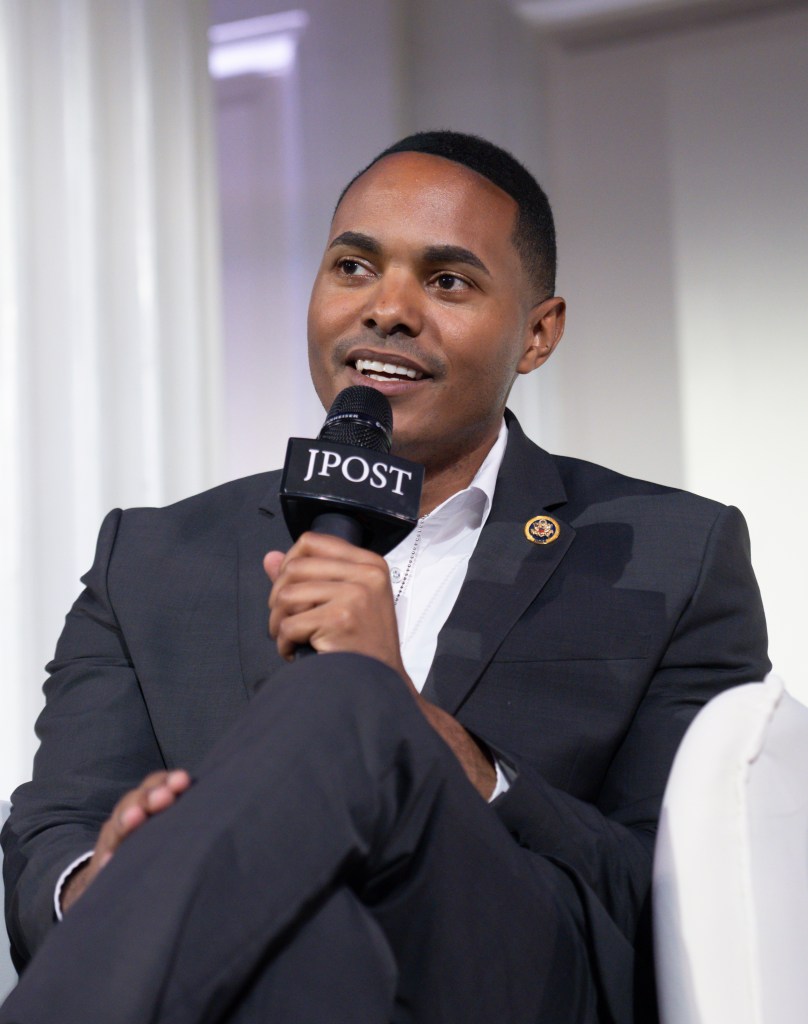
[423,244,490,277]
[328,231,381,254]
[327,234,491,277]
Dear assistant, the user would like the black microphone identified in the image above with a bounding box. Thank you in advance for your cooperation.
[279,386,424,656]
[280,385,423,554]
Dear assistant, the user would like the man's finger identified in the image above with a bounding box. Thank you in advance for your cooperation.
[100,770,192,856]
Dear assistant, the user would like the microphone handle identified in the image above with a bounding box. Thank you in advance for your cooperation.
[310,511,364,546]
[294,511,365,658]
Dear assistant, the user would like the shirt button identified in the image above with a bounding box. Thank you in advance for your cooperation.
[390,567,402,583]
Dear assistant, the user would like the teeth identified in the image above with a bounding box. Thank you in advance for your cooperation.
[355,358,423,380]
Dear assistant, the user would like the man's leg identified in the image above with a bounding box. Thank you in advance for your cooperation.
[0,653,599,1024]
[203,887,399,1024]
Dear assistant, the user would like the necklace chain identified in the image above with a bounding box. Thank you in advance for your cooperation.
[394,514,429,605]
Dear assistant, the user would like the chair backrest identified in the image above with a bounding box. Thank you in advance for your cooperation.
[653,674,808,1024]
[0,799,16,999]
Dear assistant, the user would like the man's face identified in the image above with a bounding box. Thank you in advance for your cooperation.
[307,151,557,471]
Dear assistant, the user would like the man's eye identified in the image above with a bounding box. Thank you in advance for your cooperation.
[337,258,371,277]
[434,273,467,291]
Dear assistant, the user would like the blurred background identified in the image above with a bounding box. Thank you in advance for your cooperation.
[1,0,806,796]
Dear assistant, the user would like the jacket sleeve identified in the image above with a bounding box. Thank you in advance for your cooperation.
[1,509,166,965]
[491,504,770,941]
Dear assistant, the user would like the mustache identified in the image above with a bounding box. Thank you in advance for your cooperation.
[330,335,446,379]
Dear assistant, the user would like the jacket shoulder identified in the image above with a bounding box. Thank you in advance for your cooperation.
[552,453,726,518]
[118,470,282,533]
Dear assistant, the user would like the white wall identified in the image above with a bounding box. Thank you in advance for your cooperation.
[540,4,808,697]
[668,13,808,698]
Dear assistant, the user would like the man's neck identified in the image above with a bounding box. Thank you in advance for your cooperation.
[417,427,503,517]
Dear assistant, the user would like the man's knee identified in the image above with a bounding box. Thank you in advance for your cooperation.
[201,652,447,802]
[256,652,426,738]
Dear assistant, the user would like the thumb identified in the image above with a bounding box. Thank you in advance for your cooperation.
[263,550,285,582]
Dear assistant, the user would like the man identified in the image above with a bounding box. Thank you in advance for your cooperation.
[1,131,769,1023]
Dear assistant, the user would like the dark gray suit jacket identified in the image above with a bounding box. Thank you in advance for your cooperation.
[2,414,770,1000]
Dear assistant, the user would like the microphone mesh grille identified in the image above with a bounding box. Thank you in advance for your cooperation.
[318,386,393,453]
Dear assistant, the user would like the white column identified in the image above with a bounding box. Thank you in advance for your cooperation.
[210,11,315,479]
[0,0,223,796]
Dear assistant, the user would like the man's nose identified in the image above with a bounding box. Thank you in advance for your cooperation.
[361,271,423,338]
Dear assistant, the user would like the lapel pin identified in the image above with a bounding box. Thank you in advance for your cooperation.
[524,515,561,545]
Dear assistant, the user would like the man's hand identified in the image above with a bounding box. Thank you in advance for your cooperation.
[60,769,191,913]
[264,532,410,680]
[264,534,496,799]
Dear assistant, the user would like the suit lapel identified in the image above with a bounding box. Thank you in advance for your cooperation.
[237,482,293,695]
[422,415,575,714]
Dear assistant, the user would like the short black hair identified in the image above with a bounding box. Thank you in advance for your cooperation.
[336,130,557,299]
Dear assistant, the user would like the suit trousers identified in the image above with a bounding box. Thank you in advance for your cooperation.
[0,653,600,1024]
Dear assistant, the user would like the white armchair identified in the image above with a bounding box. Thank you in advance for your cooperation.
[0,799,15,999]
[653,675,808,1024]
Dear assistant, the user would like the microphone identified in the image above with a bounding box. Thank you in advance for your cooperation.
[280,385,423,553]
[279,385,423,656]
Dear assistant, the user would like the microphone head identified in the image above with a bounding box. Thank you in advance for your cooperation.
[318,386,393,453]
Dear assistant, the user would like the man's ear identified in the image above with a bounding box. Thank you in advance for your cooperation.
[516,296,566,375]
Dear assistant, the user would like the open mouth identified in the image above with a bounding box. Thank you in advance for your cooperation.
[354,358,425,382]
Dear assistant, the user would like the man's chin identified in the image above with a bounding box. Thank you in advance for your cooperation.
[390,427,433,462]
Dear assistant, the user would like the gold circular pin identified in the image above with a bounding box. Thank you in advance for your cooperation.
[524,515,561,545]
